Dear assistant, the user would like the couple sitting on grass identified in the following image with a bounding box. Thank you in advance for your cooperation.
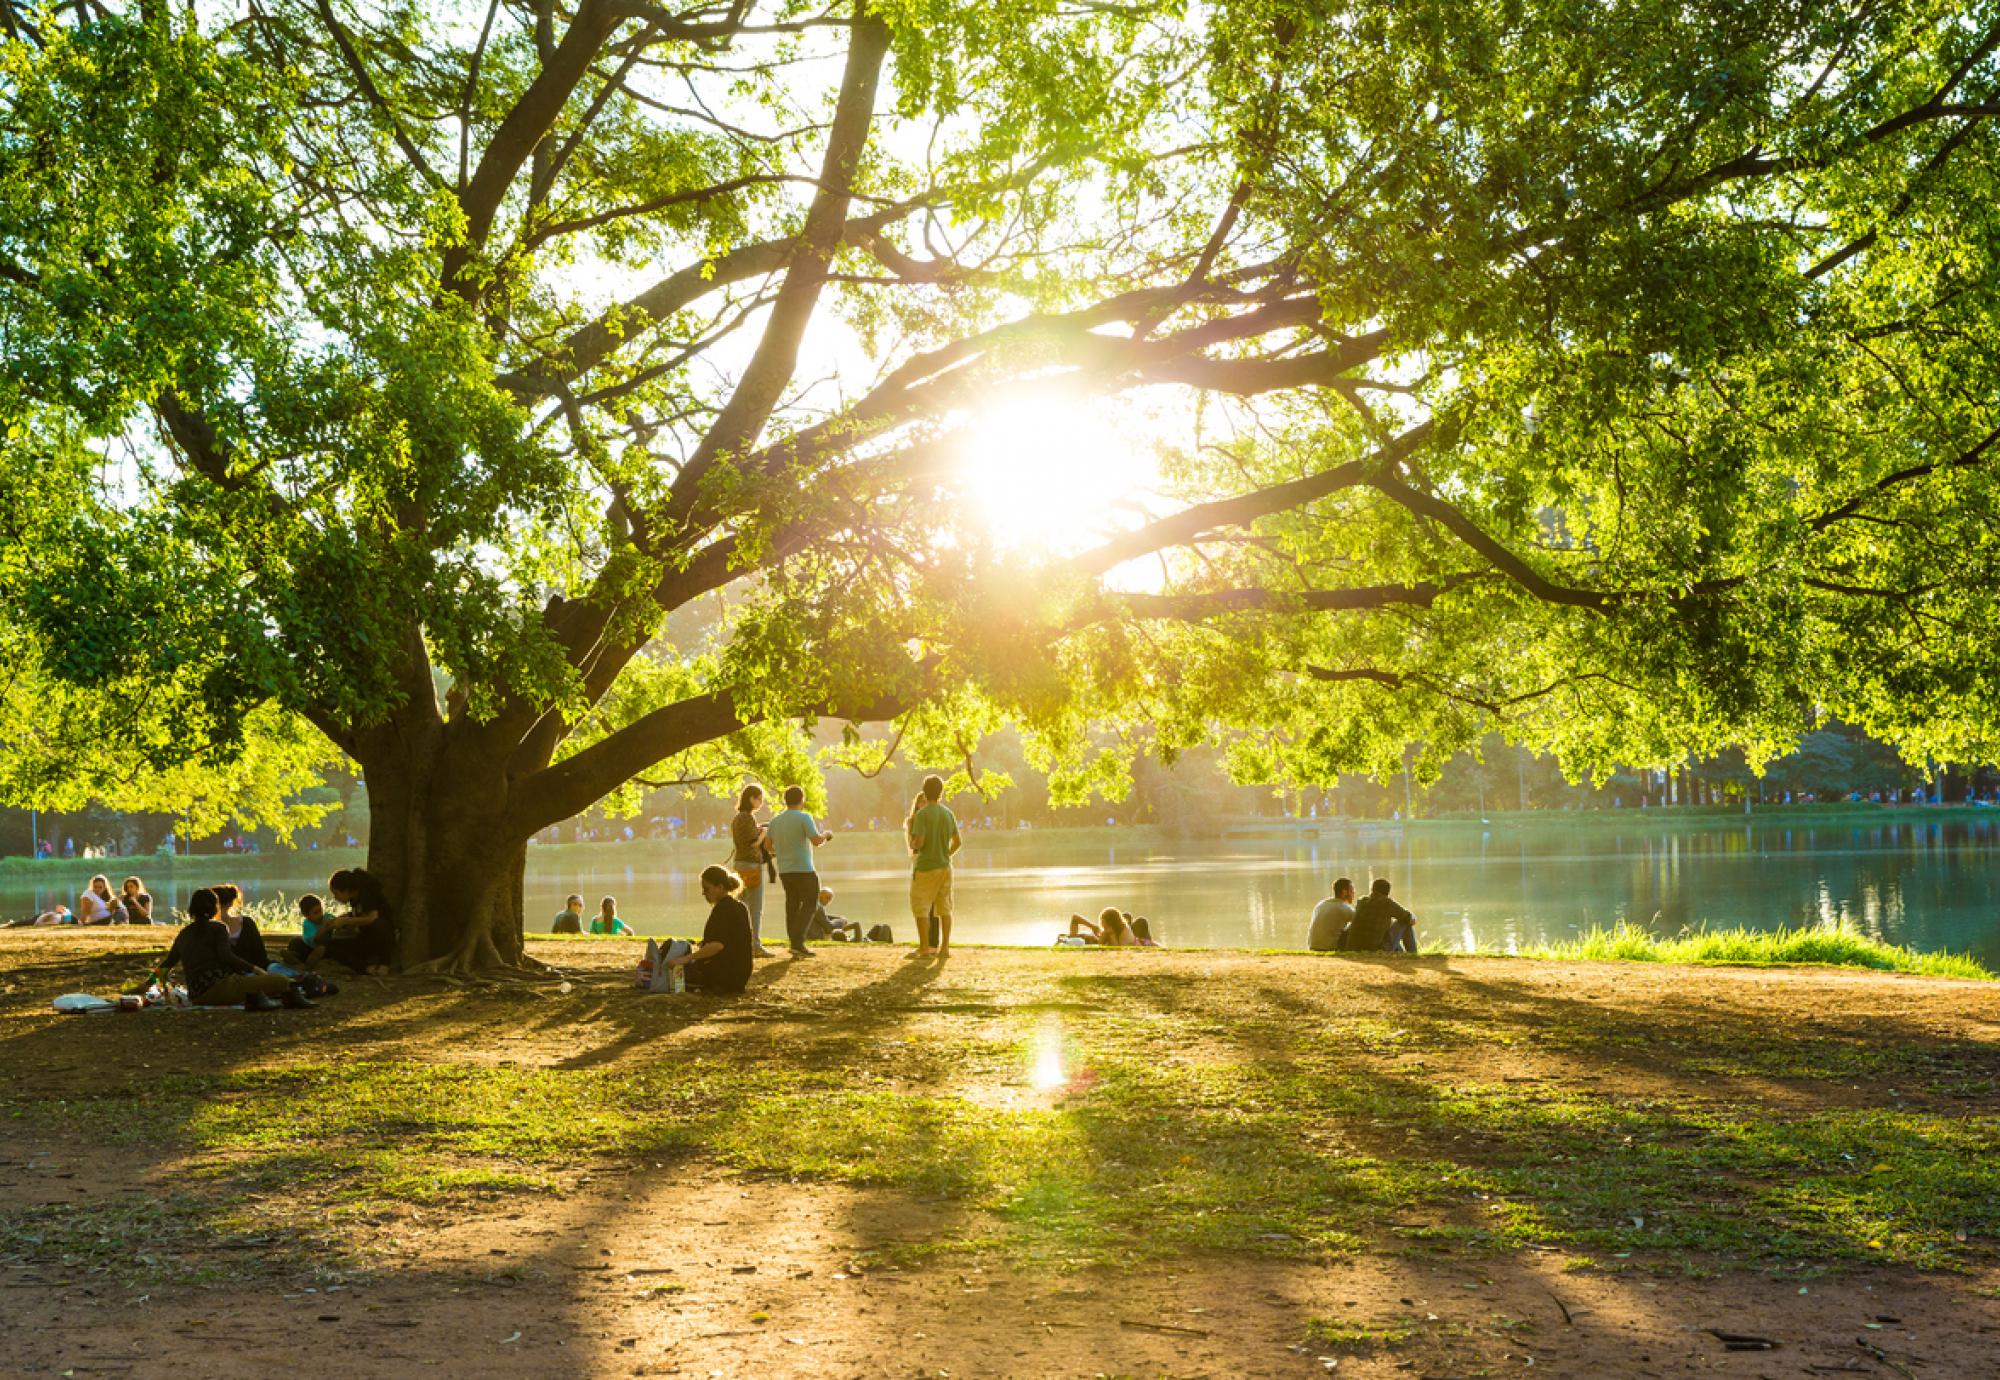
[1060,908,1159,947]
[1308,876,1419,954]
[550,894,635,935]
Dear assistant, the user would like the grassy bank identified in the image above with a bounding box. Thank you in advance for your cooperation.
[1512,922,1993,981]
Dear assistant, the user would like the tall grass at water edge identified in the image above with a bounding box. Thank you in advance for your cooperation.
[1516,921,1992,980]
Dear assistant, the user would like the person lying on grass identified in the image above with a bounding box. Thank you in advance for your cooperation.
[151,888,314,1011]
[652,866,754,995]
[1065,908,1142,946]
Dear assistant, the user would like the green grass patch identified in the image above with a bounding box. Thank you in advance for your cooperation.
[1516,922,1991,979]
[1303,1316,1415,1350]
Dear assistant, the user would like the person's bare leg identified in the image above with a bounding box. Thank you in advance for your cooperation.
[936,911,951,956]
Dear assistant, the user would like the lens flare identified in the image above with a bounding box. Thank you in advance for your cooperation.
[1029,1023,1067,1092]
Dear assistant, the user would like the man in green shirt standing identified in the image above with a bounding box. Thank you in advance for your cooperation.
[906,774,961,956]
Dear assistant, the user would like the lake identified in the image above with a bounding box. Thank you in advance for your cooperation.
[8,814,2000,964]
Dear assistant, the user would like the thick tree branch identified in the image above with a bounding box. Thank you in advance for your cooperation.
[659,7,890,526]
[444,0,624,296]
[1367,470,1617,611]
[1071,419,1428,577]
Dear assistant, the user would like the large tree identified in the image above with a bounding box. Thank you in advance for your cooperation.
[3,0,1997,968]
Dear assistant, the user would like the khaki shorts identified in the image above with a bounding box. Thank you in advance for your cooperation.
[910,868,954,923]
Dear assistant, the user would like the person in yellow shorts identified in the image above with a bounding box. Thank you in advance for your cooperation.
[905,774,960,956]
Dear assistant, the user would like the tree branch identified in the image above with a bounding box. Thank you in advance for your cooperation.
[658,6,891,527]
[1071,418,1428,577]
[312,0,447,190]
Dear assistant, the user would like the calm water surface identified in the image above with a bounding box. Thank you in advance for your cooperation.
[9,816,2000,963]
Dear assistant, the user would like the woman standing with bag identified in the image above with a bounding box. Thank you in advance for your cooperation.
[731,784,776,958]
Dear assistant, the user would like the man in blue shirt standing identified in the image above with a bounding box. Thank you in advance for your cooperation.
[766,784,834,958]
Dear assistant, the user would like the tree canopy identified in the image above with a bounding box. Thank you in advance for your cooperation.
[2,0,1997,961]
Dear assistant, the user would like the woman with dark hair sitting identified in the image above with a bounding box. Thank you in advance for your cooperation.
[153,888,312,1010]
[321,868,394,975]
[655,866,754,995]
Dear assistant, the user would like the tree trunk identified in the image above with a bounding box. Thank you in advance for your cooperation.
[355,720,535,974]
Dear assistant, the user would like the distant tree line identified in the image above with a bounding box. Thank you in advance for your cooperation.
[9,723,1991,860]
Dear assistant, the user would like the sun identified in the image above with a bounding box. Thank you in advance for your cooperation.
[955,390,1160,556]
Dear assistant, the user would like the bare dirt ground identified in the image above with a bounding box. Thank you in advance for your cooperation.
[2,930,1998,1378]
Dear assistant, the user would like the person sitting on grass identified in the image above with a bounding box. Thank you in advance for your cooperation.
[320,869,394,975]
[1308,877,1357,952]
[119,876,155,926]
[551,894,586,934]
[152,888,313,1010]
[212,884,267,967]
[805,887,863,942]
[591,896,634,936]
[1065,908,1139,946]
[283,893,328,967]
[76,875,118,926]
[653,866,753,995]
[1339,878,1419,954]
[1129,916,1160,947]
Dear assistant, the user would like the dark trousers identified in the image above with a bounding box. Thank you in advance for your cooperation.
[779,872,818,952]
[685,958,745,995]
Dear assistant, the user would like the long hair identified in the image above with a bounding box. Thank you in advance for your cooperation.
[1098,907,1131,943]
[737,783,763,812]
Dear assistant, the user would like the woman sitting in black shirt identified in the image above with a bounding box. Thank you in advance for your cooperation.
[154,889,310,1010]
[658,866,754,995]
